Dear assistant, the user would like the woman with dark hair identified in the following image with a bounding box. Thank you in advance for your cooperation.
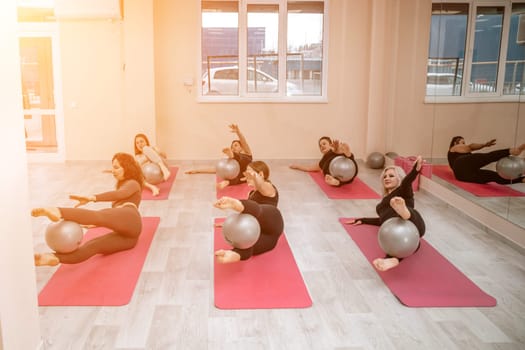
[185,124,253,190]
[289,136,359,187]
[347,156,426,272]
[213,197,284,264]
[448,136,525,184]
[244,160,279,207]
[32,152,145,266]
[134,133,171,180]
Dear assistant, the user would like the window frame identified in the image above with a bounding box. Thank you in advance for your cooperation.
[426,0,525,103]
[198,0,329,103]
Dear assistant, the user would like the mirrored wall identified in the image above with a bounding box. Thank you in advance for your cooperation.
[427,0,525,230]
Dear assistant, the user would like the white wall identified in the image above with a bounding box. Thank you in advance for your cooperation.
[52,0,522,163]
[0,2,42,349]
[58,0,156,160]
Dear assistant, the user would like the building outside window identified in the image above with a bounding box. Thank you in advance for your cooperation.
[200,0,327,101]
[427,0,525,100]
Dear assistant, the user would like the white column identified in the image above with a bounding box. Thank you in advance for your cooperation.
[0,2,42,349]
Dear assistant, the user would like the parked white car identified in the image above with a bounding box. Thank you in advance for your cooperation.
[426,72,496,96]
[202,66,297,95]
[426,72,463,96]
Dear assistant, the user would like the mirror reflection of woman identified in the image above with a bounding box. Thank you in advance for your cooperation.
[32,153,144,266]
[448,136,525,184]
[289,136,358,187]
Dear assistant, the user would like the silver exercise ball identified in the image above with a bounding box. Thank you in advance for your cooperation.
[45,220,84,253]
[496,156,525,180]
[222,213,261,249]
[216,158,240,180]
[366,152,385,169]
[377,217,420,258]
[329,156,357,182]
[142,163,164,185]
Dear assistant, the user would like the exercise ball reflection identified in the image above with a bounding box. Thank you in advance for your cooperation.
[366,152,385,169]
[142,163,163,184]
[385,152,399,159]
[329,156,357,182]
[216,158,240,180]
[378,217,420,258]
[45,220,83,253]
[222,213,261,249]
[496,156,525,180]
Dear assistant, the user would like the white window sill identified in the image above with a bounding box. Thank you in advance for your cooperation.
[424,95,523,104]
[197,95,329,103]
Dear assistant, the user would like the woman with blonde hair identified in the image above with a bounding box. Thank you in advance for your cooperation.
[347,156,426,271]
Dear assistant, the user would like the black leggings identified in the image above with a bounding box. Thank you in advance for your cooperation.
[382,207,425,260]
[55,206,142,264]
[452,149,524,184]
[233,200,284,260]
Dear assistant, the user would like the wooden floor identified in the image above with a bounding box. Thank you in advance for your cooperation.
[29,159,525,350]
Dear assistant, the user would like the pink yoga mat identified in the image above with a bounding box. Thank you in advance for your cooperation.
[309,172,380,199]
[338,218,496,307]
[38,217,160,306]
[214,218,312,309]
[216,177,252,199]
[432,165,525,197]
[142,167,178,200]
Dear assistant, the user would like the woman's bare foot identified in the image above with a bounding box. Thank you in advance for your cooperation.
[373,257,399,271]
[159,163,171,181]
[34,253,60,266]
[325,174,340,186]
[340,142,351,157]
[510,144,525,156]
[216,180,230,190]
[389,197,411,220]
[215,249,241,264]
[31,207,61,222]
[151,185,160,196]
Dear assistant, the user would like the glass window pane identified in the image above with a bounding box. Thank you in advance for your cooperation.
[19,37,54,109]
[201,1,239,95]
[426,3,468,96]
[247,4,279,93]
[469,6,503,94]
[287,1,324,96]
[504,4,525,95]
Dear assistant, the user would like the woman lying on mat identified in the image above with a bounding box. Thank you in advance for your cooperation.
[134,133,171,196]
[448,136,525,184]
[346,156,426,272]
[289,136,358,187]
[214,160,278,229]
[185,124,253,190]
[214,197,284,264]
[33,152,144,266]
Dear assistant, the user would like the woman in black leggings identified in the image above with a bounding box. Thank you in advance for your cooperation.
[290,136,358,187]
[347,156,425,271]
[32,153,144,266]
[213,197,284,264]
[448,136,525,184]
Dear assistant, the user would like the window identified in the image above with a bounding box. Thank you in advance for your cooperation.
[200,0,327,101]
[427,1,525,100]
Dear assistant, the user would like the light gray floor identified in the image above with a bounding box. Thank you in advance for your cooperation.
[29,159,525,350]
